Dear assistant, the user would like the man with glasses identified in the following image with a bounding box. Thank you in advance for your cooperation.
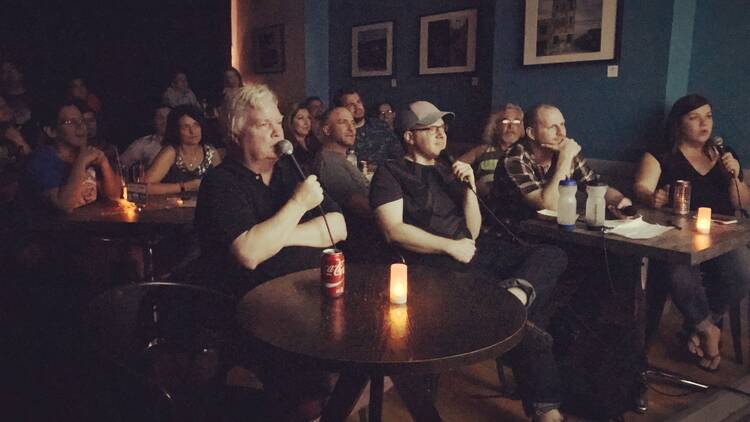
[492,103,631,222]
[370,100,568,421]
[333,88,403,164]
[458,103,525,197]
[23,99,120,213]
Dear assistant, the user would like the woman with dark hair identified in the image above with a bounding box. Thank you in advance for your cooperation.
[282,102,319,168]
[634,94,750,371]
[222,66,243,95]
[144,105,220,194]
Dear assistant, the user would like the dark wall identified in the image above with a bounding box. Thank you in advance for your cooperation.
[329,0,496,143]
[689,0,750,163]
[491,0,675,161]
[1,0,230,147]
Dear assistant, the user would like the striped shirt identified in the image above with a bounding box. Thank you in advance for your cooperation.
[492,139,596,220]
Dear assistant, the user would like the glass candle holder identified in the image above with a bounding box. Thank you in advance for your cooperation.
[389,263,407,305]
[696,207,711,234]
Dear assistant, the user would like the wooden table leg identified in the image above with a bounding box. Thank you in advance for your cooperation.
[321,373,368,422]
[369,374,384,422]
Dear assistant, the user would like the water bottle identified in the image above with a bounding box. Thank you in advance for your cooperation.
[557,178,578,231]
[585,181,608,229]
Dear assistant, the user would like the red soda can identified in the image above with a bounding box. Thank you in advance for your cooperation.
[321,248,345,298]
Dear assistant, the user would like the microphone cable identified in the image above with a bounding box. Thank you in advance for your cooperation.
[276,140,337,248]
[714,137,749,219]
[440,153,528,246]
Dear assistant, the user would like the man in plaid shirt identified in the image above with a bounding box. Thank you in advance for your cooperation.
[493,104,631,221]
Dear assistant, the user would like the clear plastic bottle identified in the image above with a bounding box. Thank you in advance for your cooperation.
[557,178,578,231]
[585,181,608,229]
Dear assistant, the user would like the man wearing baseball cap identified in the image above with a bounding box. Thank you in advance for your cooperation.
[369,100,567,421]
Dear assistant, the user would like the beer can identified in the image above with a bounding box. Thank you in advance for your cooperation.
[673,180,691,215]
[321,248,345,298]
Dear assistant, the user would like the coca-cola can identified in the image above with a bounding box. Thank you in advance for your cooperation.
[321,248,345,298]
[672,180,691,215]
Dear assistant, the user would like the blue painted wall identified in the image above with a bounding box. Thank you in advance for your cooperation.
[689,0,750,163]
[322,1,748,162]
[492,0,674,161]
[305,0,330,100]
[328,0,496,142]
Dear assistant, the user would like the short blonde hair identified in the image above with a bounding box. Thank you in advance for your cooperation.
[481,103,524,144]
[228,83,278,138]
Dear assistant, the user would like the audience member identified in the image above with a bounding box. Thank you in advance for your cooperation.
[303,96,325,137]
[334,87,402,164]
[161,70,200,108]
[67,76,102,113]
[120,105,171,167]
[1,60,32,126]
[493,103,631,221]
[222,66,243,96]
[71,99,116,163]
[458,103,524,197]
[1,95,32,203]
[312,106,384,262]
[144,105,220,194]
[370,100,567,422]
[634,94,750,371]
[375,100,395,130]
[23,99,120,213]
[281,102,319,169]
[194,83,346,421]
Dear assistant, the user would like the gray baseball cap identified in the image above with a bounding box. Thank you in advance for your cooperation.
[397,100,455,131]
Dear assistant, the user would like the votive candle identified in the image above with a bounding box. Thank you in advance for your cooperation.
[389,263,408,305]
[696,207,712,234]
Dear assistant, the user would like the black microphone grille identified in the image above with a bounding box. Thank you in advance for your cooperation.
[275,139,294,156]
[439,150,456,164]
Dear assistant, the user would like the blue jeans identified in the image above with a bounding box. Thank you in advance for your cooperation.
[654,244,750,328]
[472,234,568,414]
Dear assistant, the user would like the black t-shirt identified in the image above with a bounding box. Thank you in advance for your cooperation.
[194,157,340,295]
[369,158,470,269]
[648,145,743,216]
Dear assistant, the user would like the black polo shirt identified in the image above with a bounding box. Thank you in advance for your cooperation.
[195,157,340,295]
[369,158,471,270]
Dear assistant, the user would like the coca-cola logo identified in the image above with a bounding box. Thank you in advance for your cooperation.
[325,262,345,276]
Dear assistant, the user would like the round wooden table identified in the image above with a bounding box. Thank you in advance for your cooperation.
[237,264,526,422]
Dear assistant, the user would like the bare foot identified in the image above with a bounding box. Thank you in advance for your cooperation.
[697,324,722,371]
[534,408,564,422]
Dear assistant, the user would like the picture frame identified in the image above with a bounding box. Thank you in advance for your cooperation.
[351,21,394,77]
[418,9,477,75]
[523,0,617,65]
[253,24,285,74]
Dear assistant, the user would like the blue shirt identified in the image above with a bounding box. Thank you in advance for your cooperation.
[353,118,403,164]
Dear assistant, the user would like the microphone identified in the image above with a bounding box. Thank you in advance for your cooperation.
[275,139,337,248]
[438,151,470,184]
[438,150,527,245]
[713,137,735,177]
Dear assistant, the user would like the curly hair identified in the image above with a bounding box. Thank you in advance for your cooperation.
[481,103,524,144]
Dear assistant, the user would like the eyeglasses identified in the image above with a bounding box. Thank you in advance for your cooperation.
[59,118,86,127]
[412,124,448,135]
[379,110,394,116]
[500,119,522,125]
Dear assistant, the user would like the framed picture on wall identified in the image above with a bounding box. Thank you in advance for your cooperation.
[351,21,394,77]
[418,9,477,75]
[523,0,617,65]
[253,24,285,73]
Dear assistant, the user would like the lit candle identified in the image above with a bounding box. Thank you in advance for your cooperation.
[122,185,128,201]
[696,207,711,234]
[389,263,408,305]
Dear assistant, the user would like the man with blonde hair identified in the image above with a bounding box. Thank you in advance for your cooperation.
[195,83,347,421]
